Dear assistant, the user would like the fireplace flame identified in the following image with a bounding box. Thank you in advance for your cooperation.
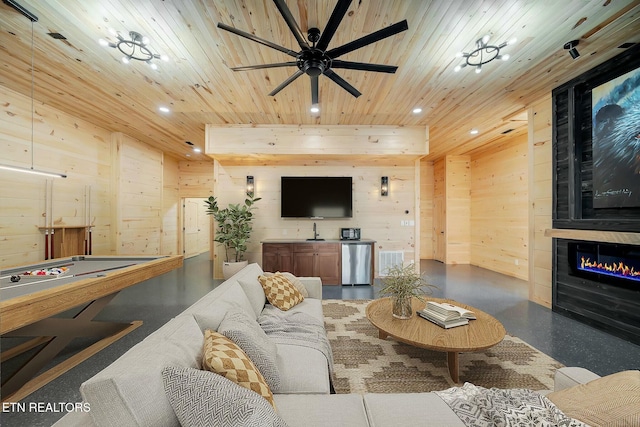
[580,256,640,279]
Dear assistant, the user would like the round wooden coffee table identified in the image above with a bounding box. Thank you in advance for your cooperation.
[366,297,506,383]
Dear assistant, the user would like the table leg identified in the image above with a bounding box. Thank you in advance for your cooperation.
[1,293,133,399]
[378,329,388,340]
[447,352,460,383]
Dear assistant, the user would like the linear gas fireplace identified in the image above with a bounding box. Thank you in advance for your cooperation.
[553,239,640,345]
[570,242,640,287]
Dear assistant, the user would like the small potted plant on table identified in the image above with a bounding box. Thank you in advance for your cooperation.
[204,194,260,278]
[378,263,437,319]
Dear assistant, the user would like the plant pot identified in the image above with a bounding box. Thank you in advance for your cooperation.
[222,260,249,279]
[392,296,413,319]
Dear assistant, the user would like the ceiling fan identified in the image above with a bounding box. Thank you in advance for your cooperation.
[217,0,408,106]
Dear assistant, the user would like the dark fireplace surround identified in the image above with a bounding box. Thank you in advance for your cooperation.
[551,44,640,346]
[554,240,640,345]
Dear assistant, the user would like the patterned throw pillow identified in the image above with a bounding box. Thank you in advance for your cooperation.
[258,274,304,311]
[201,329,275,407]
[162,366,288,427]
[263,272,309,298]
[218,307,282,391]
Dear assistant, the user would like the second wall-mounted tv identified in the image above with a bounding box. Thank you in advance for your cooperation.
[281,176,353,218]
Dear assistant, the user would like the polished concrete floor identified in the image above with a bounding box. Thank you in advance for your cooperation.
[1,253,638,426]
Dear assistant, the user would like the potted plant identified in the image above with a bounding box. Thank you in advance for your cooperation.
[204,194,261,278]
[378,263,437,319]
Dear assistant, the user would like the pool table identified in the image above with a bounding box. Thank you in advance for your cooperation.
[0,255,183,400]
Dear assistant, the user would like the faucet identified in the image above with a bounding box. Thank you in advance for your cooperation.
[313,222,319,240]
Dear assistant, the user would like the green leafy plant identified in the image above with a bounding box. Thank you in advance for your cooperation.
[204,194,261,262]
[378,263,437,301]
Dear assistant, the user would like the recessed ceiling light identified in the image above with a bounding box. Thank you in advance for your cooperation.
[159,106,170,113]
[193,147,201,153]
[470,129,479,135]
[412,107,422,114]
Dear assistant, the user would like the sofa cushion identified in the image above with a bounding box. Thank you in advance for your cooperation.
[184,279,256,322]
[259,274,304,311]
[239,277,267,317]
[162,366,288,427]
[80,315,204,427]
[274,394,369,427]
[547,370,640,426]
[202,329,275,407]
[263,272,309,298]
[218,307,281,391]
[276,298,325,323]
[275,344,331,394]
[190,282,256,332]
[363,393,466,427]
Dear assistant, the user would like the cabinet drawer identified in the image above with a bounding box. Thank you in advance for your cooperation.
[293,243,340,253]
[263,243,292,254]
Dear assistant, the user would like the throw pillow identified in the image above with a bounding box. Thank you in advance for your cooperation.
[201,329,275,407]
[263,272,309,298]
[218,307,281,391]
[547,370,640,426]
[162,366,288,427]
[258,274,304,311]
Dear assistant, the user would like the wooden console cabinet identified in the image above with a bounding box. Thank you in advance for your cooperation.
[262,241,341,285]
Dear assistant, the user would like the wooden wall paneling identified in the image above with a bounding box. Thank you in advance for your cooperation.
[114,134,163,255]
[206,124,428,165]
[419,159,434,260]
[210,163,416,279]
[433,159,445,262]
[470,133,529,280]
[528,95,553,307]
[445,155,471,264]
[163,156,180,255]
[1,87,111,266]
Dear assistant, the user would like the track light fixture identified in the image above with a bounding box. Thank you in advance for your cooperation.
[564,40,580,59]
[99,30,168,69]
[454,34,517,73]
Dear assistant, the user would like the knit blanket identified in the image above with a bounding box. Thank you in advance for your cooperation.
[435,383,587,427]
[258,305,334,375]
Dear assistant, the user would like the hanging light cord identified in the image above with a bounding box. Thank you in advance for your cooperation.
[30,18,35,170]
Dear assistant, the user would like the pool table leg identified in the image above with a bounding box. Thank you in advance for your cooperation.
[1,293,135,400]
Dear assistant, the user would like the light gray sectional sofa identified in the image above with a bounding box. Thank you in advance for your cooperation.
[54,263,635,427]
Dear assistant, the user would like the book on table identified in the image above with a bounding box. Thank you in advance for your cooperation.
[424,301,476,320]
[417,311,469,329]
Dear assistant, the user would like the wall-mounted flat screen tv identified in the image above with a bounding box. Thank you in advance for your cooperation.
[281,176,353,218]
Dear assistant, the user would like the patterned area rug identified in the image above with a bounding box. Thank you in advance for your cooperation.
[323,299,564,394]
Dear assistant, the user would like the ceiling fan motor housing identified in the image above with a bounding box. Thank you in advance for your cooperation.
[298,49,331,77]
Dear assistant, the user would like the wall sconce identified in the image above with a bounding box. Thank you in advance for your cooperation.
[381,176,389,196]
[246,176,255,196]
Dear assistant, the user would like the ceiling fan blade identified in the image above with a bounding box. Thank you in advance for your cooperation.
[272,0,309,50]
[324,69,361,98]
[331,60,398,73]
[269,70,305,96]
[231,62,298,71]
[316,0,352,52]
[217,22,298,57]
[327,19,408,59]
[311,75,319,105]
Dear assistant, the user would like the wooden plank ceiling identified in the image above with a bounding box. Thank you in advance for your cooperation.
[1,0,639,162]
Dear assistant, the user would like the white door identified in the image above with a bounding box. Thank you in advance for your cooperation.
[183,198,210,258]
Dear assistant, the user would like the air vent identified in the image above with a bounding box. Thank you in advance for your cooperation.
[501,128,515,134]
[379,251,404,276]
[47,32,66,40]
[618,42,636,49]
